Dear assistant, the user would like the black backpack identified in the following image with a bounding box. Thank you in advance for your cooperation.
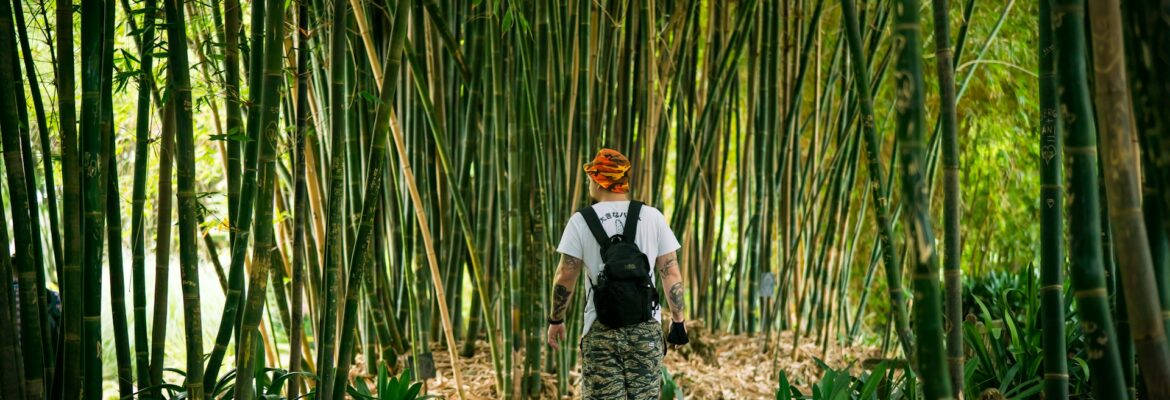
[579,201,659,328]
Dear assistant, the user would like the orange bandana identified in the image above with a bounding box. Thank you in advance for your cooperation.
[584,148,631,193]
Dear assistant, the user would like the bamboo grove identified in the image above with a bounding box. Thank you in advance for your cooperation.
[0,0,1167,399]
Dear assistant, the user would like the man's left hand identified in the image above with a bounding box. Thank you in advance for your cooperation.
[547,323,566,351]
[667,320,689,348]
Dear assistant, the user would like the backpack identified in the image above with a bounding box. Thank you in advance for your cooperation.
[579,201,659,328]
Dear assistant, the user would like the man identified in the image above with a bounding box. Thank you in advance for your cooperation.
[546,148,689,399]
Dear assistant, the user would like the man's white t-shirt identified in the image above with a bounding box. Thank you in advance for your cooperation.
[556,200,682,336]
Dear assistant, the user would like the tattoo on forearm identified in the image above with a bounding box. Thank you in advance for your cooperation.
[668,282,685,314]
[551,284,571,320]
[658,257,678,274]
[562,255,583,273]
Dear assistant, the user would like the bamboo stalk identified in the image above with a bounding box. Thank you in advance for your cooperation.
[203,0,269,388]
[838,0,912,357]
[128,0,157,392]
[1039,0,1069,397]
[79,0,111,397]
[12,0,63,287]
[0,0,46,397]
[928,0,964,392]
[329,8,407,394]
[0,235,21,397]
[317,0,348,395]
[224,0,242,248]
[58,0,83,395]
[892,0,952,396]
[149,95,177,400]
[105,87,134,398]
[234,0,285,397]
[386,80,469,400]
[288,0,311,397]
[163,0,206,396]
[1053,0,1128,397]
[1124,0,1170,358]
[1086,0,1170,394]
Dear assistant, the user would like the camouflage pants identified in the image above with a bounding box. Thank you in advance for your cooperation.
[581,319,663,399]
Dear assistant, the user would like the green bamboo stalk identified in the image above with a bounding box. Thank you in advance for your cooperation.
[1039,0,1069,397]
[1099,183,1134,397]
[396,37,507,396]
[0,0,45,397]
[203,0,268,387]
[1125,1,1170,247]
[1052,0,1128,397]
[163,0,206,396]
[79,0,109,397]
[224,0,242,248]
[0,239,21,398]
[1145,165,1170,358]
[149,92,176,400]
[391,40,469,400]
[8,1,57,392]
[104,105,133,397]
[330,11,407,395]
[317,0,349,396]
[13,0,63,286]
[838,0,912,357]
[288,0,311,397]
[89,3,128,393]
[58,0,83,396]
[928,0,963,391]
[1086,0,1170,394]
[892,0,952,396]
[128,0,157,393]
[1124,0,1170,352]
[233,0,285,397]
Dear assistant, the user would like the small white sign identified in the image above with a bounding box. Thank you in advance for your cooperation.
[759,272,775,298]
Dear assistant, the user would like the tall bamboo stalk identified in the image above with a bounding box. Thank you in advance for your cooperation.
[288,0,311,397]
[203,0,268,388]
[317,1,349,396]
[79,0,110,397]
[149,91,177,400]
[163,0,206,396]
[8,7,54,388]
[1086,0,1170,395]
[0,232,21,397]
[234,0,285,397]
[1123,0,1170,351]
[893,0,952,396]
[838,0,912,357]
[13,0,64,283]
[1039,0,1069,398]
[330,4,408,394]
[129,0,157,392]
[224,0,242,248]
[928,0,963,391]
[105,67,134,399]
[1052,0,1128,397]
[0,0,45,397]
[58,0,83,396]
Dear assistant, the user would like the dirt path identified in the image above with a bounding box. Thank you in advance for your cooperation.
[394,322,883,399]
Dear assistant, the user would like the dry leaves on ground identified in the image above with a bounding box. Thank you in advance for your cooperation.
[383,322,881,399]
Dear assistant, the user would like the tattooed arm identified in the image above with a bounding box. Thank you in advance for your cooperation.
[547,254,583,350]
[656,251,686,323]
[549,254,584,322]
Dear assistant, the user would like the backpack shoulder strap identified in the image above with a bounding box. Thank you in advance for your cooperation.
[623,201,644,239]
[577,206,610,246]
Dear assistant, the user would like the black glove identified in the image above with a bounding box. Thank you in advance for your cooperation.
[667,321,689,346]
